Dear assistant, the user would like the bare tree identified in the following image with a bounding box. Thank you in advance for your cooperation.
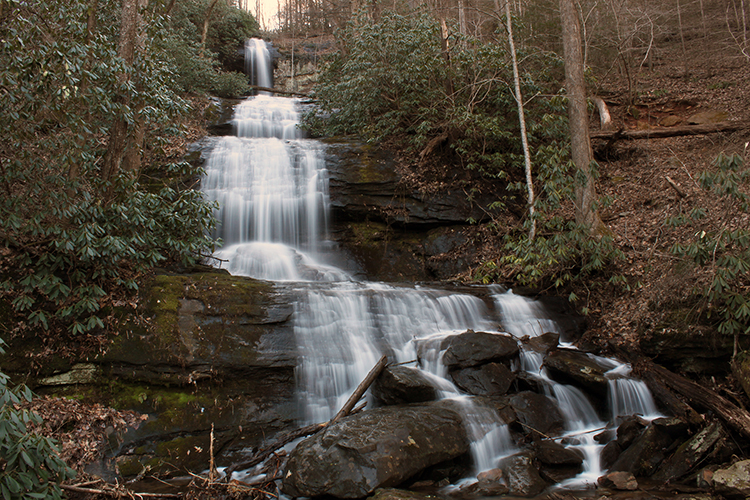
[500,0,536,239]
[560,0,602,231]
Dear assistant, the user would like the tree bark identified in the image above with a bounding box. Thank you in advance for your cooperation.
[102,0,147,184]
[201,0,221,53]
[592,97,613,130]
[637,359,750,439]
[590,120,750,140]
[560,0,602,232]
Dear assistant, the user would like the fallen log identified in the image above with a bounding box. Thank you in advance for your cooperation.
[637,364,703,427]
[591,120,749,141]
[248,85,311,98]
[223,355,388,479]
[636,359,750,438]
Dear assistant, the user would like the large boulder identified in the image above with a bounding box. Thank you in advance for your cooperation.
[372,366,440,405]
[497,454,548,497]
[449,362,515,396]
[282,401,469,498]
[441,331,519,369]
[713,459,750,499]
[639,313,732,375]
[543,349,609,397]
[609,423,674,477]
[509,392,565,437]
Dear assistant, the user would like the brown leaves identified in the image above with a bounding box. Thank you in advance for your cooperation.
[25,396,147,472]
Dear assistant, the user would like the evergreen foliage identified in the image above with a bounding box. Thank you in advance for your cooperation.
[0,0,218,337]
[304,11,562,181]
[0,342,75,500]
[165,0,259,97]
[668,153,750,340]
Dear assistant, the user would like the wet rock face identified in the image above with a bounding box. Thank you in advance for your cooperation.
[441,331,519,369]
[282,401,469,499]
[449,362,515,396]
[509,392,566,437]
[324,140,501,227]
[372,366,440,405]
[543,349,609,397]
[25,271,299,477]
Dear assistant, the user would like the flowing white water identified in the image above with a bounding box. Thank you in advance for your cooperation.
[245,38,273,90]
[205,38,664,488]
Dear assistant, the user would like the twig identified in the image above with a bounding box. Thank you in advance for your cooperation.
[61,484,181,498]
[665,176,687,198]
[391,359,418,367]
[209,423,217,482]
[516,421,553,440]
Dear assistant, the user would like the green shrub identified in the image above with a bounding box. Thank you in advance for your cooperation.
[0,343,75,500]
[0,0,218,336]
[304,11,562,181]
[668,153,750,345]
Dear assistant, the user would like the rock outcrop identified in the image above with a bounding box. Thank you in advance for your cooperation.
[282,401,469,498]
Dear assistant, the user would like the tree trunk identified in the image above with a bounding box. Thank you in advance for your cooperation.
[201,0,221,53]
[504,0,535,239]
[560,0,601,231]
[458,0,467,37]
[165,0,177,15]
[637,359,750,439]
[439,17,454,98]
[101,0,146,183]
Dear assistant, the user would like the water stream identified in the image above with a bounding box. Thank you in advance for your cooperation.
[203,38,663,489]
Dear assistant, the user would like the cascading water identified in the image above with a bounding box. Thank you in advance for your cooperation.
[204,38,664,490]
[245,38,273,90]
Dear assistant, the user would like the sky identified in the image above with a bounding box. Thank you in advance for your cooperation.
[251,0,280,30]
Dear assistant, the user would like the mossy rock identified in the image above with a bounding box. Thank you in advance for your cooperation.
[339,221,426,282]
[99,271,296,383]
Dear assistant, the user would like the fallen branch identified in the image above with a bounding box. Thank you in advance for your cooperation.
[591,120,749,141]
[665,176,687,198]
[61,484,181,498]
[331,355,388,424]
[224,355,388,479]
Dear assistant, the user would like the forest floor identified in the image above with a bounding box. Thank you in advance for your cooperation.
[577,56,750,354]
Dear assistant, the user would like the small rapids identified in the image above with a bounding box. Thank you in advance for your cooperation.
[202,38,664,491]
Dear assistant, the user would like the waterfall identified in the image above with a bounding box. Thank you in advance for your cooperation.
[204,38,664,489]
[245,38,273,90]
